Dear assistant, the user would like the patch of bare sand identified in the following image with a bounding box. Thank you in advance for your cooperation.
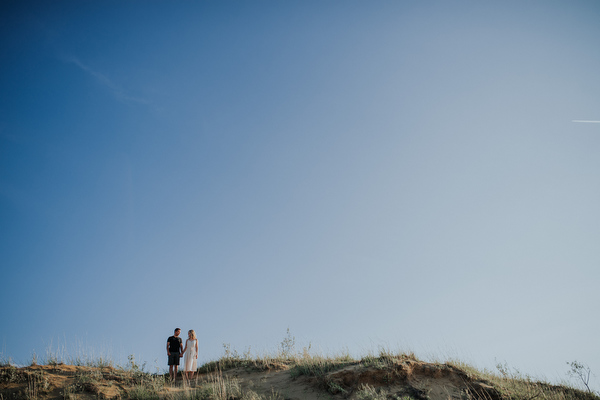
[222,367,328,400]
[317,359,500,400]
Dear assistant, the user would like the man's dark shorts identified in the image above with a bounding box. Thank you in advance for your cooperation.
[168,353,180,366]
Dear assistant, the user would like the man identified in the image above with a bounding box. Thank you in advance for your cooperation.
[167,328,183,381]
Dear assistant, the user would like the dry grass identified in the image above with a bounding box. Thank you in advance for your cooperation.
[2,342,599,400]
[446,359,599,400]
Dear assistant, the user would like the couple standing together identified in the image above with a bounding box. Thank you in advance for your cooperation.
[166,328,198,380]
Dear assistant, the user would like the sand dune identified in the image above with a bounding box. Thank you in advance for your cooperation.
[1,356,597,400]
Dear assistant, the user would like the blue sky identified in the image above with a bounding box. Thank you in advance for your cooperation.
[1,0,599,389]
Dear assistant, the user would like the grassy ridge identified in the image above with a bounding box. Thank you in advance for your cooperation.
[195,348,599,400]
[2,343,599,400]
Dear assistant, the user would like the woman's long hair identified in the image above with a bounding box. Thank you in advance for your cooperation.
[188,329,197,340]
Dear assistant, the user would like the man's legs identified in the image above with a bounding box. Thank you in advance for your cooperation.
[168,354,180,381]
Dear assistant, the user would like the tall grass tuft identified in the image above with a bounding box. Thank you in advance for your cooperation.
[290,351,355,378]
[360,348,420,370]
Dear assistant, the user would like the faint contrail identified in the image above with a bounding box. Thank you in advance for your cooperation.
[572,120,600,123]
[64,56,149,105]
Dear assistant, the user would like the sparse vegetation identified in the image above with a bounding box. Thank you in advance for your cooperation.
[569,360,595,394]
[446,359,600,400]
[289,352,355,378]
[0,368,50,400]
[355,384,413,400]
[0,355,12,368]
[1,335,599,400]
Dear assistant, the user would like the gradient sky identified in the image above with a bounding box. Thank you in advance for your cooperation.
[1,0,599,390]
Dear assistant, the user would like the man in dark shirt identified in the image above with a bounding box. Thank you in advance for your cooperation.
[167,328,183,380]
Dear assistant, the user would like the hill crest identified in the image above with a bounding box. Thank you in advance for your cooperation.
[1,354,598,400]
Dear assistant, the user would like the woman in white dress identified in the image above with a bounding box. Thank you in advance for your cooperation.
[182,329,198,379]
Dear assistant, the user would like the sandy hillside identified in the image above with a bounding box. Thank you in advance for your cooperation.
[1,357,597,400]
[218,359,499,399]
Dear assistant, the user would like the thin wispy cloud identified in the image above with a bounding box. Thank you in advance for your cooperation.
[572,120,600,123]
[65,56,149,105]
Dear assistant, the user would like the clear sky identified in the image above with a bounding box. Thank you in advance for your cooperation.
[1,0,599,389]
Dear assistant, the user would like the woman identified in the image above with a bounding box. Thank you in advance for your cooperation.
[182,329,198,380]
